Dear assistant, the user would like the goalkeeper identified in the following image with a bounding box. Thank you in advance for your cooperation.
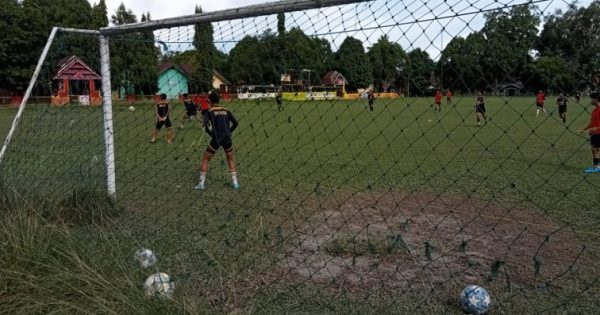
[195,90,240,190]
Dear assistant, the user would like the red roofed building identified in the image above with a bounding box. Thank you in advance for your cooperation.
[52,56,101,106]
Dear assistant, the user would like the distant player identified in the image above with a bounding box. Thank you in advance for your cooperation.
[474,91,487,126]
[367,90,375,112]
[434,90,442,112]
[195,90,240,190]
[276,91,283,111]
[575,91,581,105]
[578,92,600,173]
[179,93,198,130]
[556,92,568,123]
[446,89,453,105]
[536,90,547,116]
[150,93,173,144]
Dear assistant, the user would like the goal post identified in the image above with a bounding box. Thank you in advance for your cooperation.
[1,0,600,313]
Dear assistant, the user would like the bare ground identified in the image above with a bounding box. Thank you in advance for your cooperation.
[277,190,600,296]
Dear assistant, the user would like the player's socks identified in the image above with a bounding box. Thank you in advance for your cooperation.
[231,172,239,187]
[196,172,206,189]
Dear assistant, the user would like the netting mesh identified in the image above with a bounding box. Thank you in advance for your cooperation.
[2,0,600,312]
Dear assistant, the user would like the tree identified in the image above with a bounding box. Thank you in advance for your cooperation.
[228,36,263,84]
[277,12,285,37]
[440,32,486,93]
[368,35,407,92]
[109,3,158,95]
[523,56,574,92]
[91,0,109,28]
[191,5,217,93]
[406,49,436,96]
[480,4,540,89]
[333,37,371,91]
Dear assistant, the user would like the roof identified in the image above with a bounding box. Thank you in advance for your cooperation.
[497,82,524,89]
[54,56,100,80]
[159,62,193,75]
[158,62,231,85]
[322,70,347,85]
[212,70,231,85]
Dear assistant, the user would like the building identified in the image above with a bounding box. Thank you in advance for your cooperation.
[52,56,101,106]
[158,62,231,99]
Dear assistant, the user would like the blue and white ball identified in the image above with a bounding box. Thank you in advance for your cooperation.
[460,285,491,314]
[135,248,156,268]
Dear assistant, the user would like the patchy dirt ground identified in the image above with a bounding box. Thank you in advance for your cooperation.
[277,191,600,296]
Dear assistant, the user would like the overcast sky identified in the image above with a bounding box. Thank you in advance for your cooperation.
[90,0,593,60]
[93,0,270,21]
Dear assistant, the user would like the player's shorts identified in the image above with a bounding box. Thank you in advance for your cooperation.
[155,117,172,129]
[475,104,486,113]
[558,105,567,114]
[207,136,233,153]
[591,134,600,149]
[186,108,198,117]
[536,102,545,108]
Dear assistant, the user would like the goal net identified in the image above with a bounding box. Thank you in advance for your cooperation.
[1,0,599,312]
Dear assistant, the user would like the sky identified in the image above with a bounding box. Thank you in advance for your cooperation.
[89,0,593,60]
[93,0,270,20]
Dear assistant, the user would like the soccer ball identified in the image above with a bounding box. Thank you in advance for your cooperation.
[134,248,156,268]
[460,285,491,314]
[128,106,135,112]
[143,272,175,298]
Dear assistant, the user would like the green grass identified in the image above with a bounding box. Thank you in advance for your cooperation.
[1,96,599,313]
[0,106,17,141]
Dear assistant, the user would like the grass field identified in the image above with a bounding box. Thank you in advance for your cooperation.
[1,95,599,313]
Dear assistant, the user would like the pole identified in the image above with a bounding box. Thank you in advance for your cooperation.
[0,27,59,165]
[99,35,117,201]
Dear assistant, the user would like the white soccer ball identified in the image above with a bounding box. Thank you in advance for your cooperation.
[460,285,491,314]
[143,272,175,298]
[134,248,156,268]
[128,106,135,112]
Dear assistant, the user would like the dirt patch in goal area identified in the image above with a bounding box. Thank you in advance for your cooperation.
[278,191,599,295]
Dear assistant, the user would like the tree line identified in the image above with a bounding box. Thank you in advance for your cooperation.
[1,1,599,96]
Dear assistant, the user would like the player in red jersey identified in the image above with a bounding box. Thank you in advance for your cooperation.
[535,90,546,116]
[579,92,600,173]
[434,90,442,112]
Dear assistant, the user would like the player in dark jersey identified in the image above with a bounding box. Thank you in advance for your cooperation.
[578,92,600,173]
[195,90,240,190]
[276,91,283,111]
[474,91,487,126]
[179,93,198,130]
[151,93,173,144]
[556,92,568,123]
[575,91,581,104]
[367,90,375,112]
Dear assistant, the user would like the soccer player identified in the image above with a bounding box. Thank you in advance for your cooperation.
[434,90,442,112]
[446,89,453,105]
[367,90,375,112]
[179,93,198,130]
[195,90,240,190]
[276,90,283,111]
[150,93,173,144]
[474,91,487,126]
[556,92,568,123]
[578,92,600,173]
[536,90,547,116]
[575,91,581,104]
